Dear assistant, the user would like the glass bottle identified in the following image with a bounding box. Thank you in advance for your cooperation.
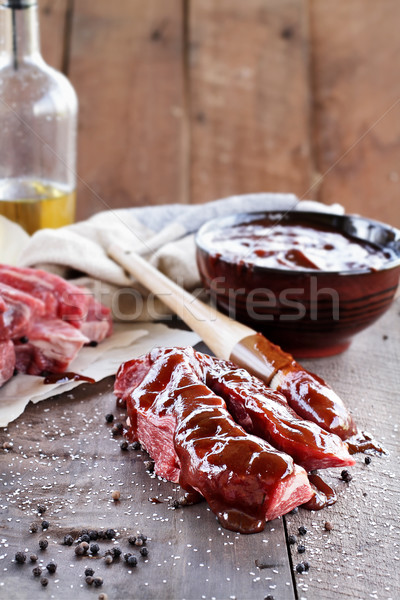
[0,0,77,235]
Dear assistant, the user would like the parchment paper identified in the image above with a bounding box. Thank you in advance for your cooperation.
[0,323,200,427]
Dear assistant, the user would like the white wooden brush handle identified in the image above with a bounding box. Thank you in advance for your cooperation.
[108,244,254,360]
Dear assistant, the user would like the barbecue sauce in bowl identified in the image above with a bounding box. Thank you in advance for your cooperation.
[196,211,400,357]
[201,222,392,273]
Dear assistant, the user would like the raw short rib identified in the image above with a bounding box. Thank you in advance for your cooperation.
[115,349,313,533]
[14,320,89,375]
[117,346,355,472]
[0,264,113,387]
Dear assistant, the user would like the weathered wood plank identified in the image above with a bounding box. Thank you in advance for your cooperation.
[68,0,186,221]
[189,0,314,204]
[38,0,69,72]
[287,295,400,599]
[310,0,400,227]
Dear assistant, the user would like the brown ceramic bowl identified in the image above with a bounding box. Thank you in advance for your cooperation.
[196,211,400,357]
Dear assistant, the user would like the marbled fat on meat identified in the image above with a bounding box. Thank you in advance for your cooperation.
[0,264,112,341]
[0,341,16,387]
[0,264,112,387]
[14,320,89,375]
[0,282,45,339]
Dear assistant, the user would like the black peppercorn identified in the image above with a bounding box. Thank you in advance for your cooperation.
[140,547,148,557]
[64,534,74,546]
[303,561,310,571]
[105,528,115,540]
[104,555,113,565]
[128,536,136,546]
[37,504,46,514]
[41,520,49,530]
[296,562,305,573]
[85,576,94,586]
[93,577,103,587]
[46,562,57,574]
[90,543,100,555]
[111,547,122,558]
[15,551,26,564]
[30,522,38,533]
[134,537,143,547]
[84,567,95,577]
[297,544,306,554]
[111,423,123,436]
[288,534,297,545]
[39,540,48,550]
[341,469,352,483]
[120,440,129,451]
[131,441,141,450]
[30,554,38,563]
[89,530,98,540]
[32,566,42,577]
[75,542,89,556]
[126,555,137,567]
[298,526,307,536]
[105,413,114,423]
[80,534,90,543]
[365,456,372,465]
[40,577,48,587]
[133,533,146,546]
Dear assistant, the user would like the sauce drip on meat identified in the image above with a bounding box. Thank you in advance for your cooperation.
[302,473,337,511]
[190,349,355,471]
[203,222,391,272]
[231,332,357,440]
[346,431,386,455]
[43,371,95,384]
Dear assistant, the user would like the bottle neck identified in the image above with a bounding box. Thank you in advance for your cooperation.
[0,1,41,69]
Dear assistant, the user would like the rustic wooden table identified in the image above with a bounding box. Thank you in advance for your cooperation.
[0,297,399,600]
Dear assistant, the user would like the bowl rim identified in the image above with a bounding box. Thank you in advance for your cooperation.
[195,210,400,276]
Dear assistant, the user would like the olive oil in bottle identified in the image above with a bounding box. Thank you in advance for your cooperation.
[0,178,76,235]
[0,0,78,234]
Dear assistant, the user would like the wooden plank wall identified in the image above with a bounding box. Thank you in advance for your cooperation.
[39,0,400,227]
